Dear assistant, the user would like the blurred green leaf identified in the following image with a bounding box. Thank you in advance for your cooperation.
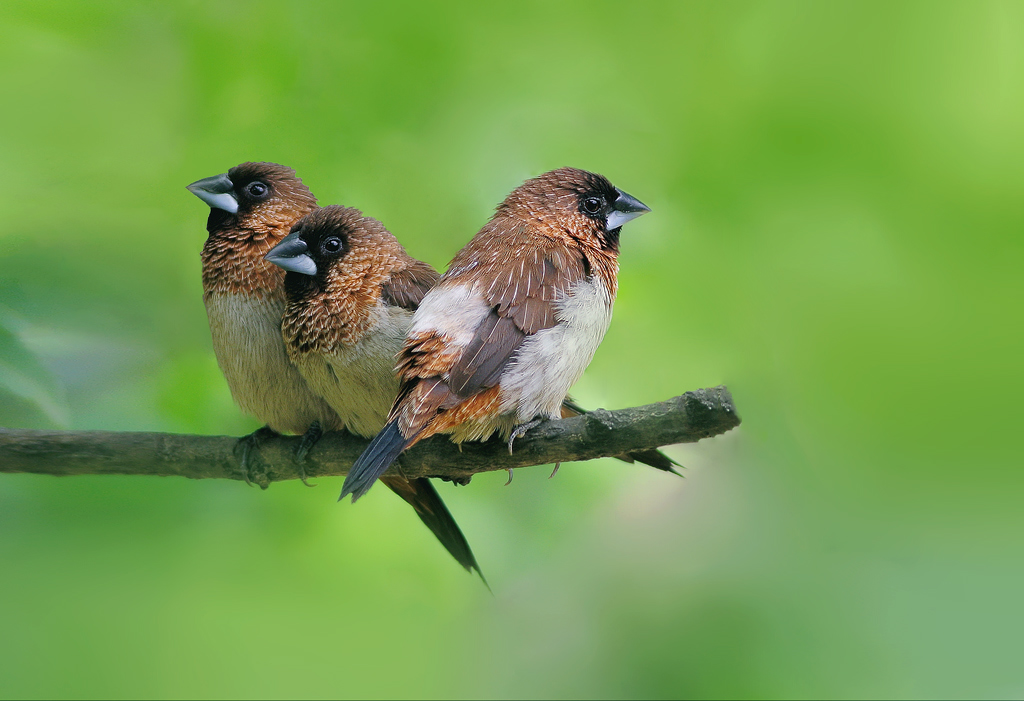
[0,312,68,427]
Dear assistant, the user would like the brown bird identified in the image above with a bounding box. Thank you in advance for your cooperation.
[187,164,481,575]
[187,162,340,469]
[341,167,652,501]
[264,205,483,578]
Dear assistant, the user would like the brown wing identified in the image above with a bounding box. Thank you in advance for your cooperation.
[443,231,588,399]
[390,225,588,439]
[446,311,524,397]
[381,259,440,311]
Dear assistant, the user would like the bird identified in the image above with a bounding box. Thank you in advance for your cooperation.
[265,205,483,579]
[187,162,340,470]
[340,167,652,502]
[187,164,482,576]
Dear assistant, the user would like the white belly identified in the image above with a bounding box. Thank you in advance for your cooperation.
[205,293,340,435]
[292,302,413,439]
[498,277,615,423]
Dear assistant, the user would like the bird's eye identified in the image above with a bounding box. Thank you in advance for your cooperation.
[581,196,603,215]
[246,181,269,198]
[323,237,343,253]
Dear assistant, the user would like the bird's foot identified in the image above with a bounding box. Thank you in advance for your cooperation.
[236,426,276,489]
[294,421,324,487]
[503,418,543,485]
[549,462,561,479]
[506,419,542,455]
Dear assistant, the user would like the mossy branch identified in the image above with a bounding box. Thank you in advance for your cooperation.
[0,386,740,488]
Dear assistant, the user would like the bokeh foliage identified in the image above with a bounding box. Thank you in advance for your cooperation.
[1,1,1021,698]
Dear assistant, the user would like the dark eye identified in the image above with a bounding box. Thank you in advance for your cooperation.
[581,196,603,215]
[246,181,269,198]
[322,237,343,253]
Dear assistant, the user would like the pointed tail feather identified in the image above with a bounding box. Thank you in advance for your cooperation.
[341,420,416,502]
[614,448,683,476]
[560,399,682,475]
[382,476,487,585]
[559,398,589,416]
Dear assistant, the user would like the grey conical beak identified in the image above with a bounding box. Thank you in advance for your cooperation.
[186,173,239,214]
[605,187,651,231]
[265,233,317,276]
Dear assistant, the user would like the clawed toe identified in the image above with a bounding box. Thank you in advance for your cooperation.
[237,426,277,488]
[506,419,542,455]
[294,421,324,487]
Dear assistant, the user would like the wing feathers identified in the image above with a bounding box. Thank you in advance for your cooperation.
[388,236,592,445]
[447,311,525,398]
[434,244,588,392]
[475,317,524,389]
[380,260,440,311]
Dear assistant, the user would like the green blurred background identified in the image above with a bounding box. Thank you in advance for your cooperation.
[1,1,1021,698]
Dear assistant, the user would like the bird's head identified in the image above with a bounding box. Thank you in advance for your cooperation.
[187,161,317,234]
[497,167,650,253]
[265,205,393,295]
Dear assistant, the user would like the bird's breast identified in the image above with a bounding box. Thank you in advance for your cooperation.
[205,292,340,434]
[296,302,414,438]
[497,276,615,422]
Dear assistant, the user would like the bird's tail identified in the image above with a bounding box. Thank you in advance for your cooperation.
[340,419,418,502]
[381,475,487,586]
[560,398,682,476]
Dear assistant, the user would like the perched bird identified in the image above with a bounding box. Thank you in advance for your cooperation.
[341,167,651,502]
[188,164,481,576]
[187,162,340,464]
[267,206,440,439]
[264,205,483,578]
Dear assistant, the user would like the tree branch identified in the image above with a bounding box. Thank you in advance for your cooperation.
[0,386,740,488]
